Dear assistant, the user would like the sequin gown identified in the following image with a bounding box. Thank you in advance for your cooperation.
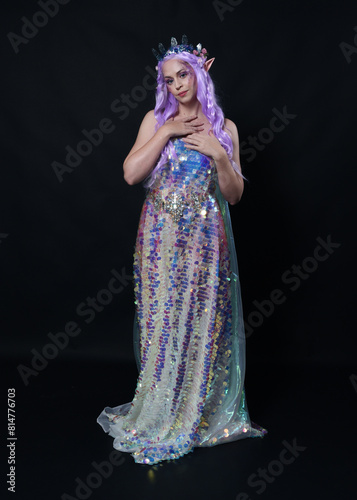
[97,138,267,464]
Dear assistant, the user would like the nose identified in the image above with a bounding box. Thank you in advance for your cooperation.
[175,78,182,89]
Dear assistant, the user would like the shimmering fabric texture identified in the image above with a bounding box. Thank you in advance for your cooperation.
[97,138,267,464]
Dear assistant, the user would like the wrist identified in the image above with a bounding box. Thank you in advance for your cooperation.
[156,123,172,142]
[212,145,227,162]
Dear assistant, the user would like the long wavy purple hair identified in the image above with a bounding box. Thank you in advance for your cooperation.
[143,51,244,189]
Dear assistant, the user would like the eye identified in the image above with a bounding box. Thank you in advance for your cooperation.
[179,72,187,78]
[165,79,173,85]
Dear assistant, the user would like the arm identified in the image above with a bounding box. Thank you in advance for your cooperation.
[215,118,244,205]
[123,111,205,185]
[123,110,168,185]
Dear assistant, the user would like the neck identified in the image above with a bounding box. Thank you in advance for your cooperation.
[177,99,203,118]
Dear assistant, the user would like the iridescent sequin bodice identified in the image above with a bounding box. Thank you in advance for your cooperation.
[147,138,218,224]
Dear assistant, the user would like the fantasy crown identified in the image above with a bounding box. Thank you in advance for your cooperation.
[152,34,208,62]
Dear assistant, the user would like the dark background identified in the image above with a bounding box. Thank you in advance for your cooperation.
[1,0,356,499]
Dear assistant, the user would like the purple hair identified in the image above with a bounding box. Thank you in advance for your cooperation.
[143,51,244,189]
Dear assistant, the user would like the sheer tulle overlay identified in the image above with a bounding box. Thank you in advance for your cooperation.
[97,139,267,464]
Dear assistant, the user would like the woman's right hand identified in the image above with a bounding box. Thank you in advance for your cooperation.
[163,115,205,139]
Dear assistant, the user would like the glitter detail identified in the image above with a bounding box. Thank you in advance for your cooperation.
[97,138,267,464]
[148,190,206,223]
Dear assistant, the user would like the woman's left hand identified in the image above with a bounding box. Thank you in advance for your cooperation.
[182,130,226,161]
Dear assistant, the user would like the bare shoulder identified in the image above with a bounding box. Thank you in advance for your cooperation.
[140,109,157,132]
[224,118,239,139]
[144,109,156,121]
[134,109,157,142]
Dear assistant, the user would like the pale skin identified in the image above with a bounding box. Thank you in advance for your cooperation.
[123,58,244,205]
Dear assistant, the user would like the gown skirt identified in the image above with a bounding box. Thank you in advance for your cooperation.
[97,138,267,464]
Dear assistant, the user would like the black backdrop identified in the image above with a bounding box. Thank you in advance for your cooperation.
[1,0,357,498]
[1,0,356,365]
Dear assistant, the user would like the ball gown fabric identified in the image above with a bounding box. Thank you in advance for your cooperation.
[97,138,267,464]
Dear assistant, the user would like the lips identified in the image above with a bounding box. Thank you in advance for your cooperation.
[178,90,188,97]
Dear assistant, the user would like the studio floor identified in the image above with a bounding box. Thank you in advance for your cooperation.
[3,359,356,500]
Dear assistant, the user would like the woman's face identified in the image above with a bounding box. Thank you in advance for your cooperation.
[162,58,197,102]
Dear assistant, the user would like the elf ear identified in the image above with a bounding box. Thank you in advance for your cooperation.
[203,57,215,72]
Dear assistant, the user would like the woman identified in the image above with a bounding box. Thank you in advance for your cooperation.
[97,35,267,465]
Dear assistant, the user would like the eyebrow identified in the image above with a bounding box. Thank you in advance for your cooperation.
[164,69,187,79]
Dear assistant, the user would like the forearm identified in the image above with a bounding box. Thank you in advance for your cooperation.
[123,126,171,185]
[214,151,244,205]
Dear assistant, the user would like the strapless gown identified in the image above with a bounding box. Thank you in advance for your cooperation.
[97,138,267,464]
